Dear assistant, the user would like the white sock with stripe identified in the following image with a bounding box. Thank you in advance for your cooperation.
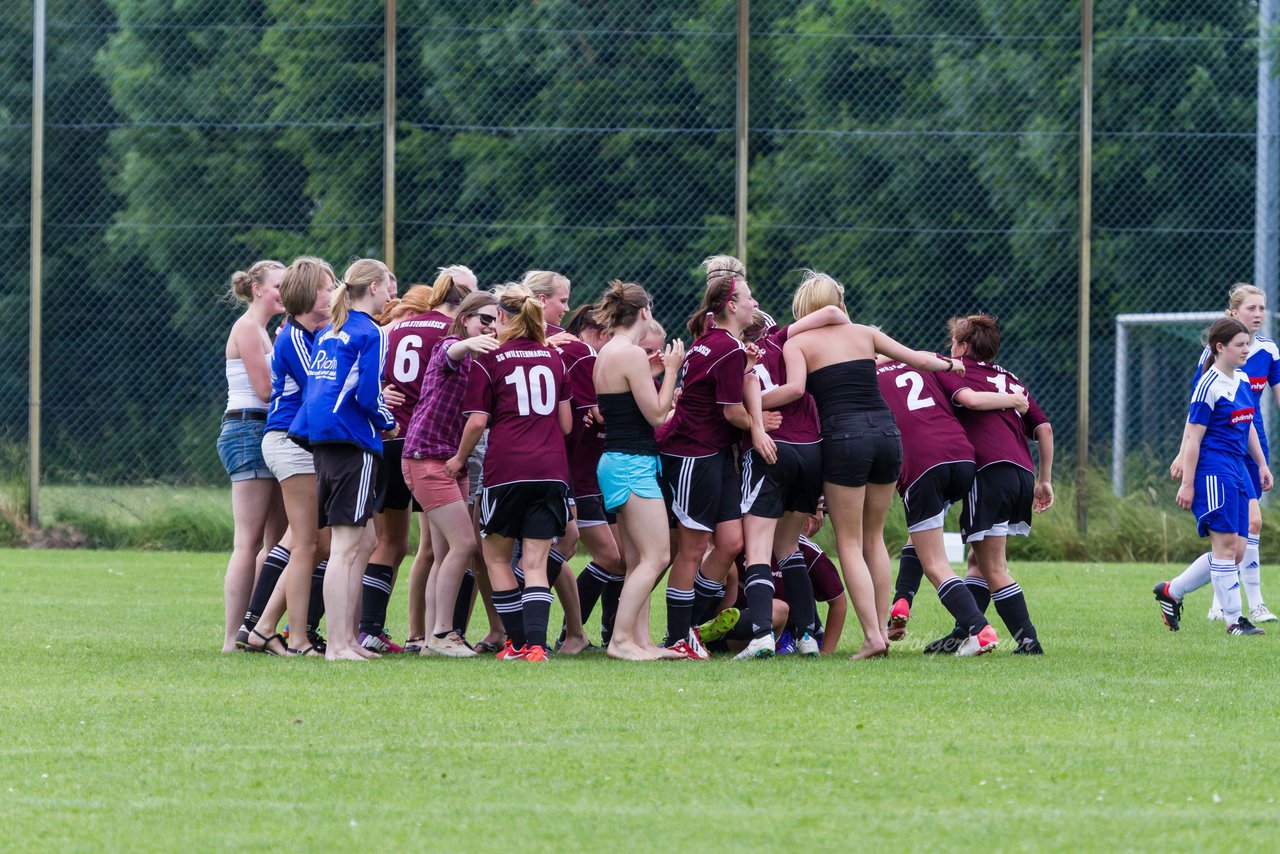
[1169,553,1211,601]
[1240,535,1263,610]
[1210,556,1243,626]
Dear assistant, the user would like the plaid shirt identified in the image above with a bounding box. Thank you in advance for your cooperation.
[403,335,471,459]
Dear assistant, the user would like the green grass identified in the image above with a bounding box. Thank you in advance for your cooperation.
[2,550,1278,850]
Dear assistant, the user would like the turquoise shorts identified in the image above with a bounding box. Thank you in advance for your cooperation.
[597,451,663,512]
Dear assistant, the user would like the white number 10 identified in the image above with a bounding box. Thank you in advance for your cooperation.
[505,365,556,416]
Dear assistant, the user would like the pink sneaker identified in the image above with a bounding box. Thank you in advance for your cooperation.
[955,624,1000,657]
[359,632,405,654]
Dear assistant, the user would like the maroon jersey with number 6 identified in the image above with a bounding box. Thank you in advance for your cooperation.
[384,310,452,431]
[463,338,571,488]
[660,327,747,457]
[934,357,1050,473]
[876,360,975,492]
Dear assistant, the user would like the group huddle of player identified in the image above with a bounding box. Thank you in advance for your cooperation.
[217,253,1056,662]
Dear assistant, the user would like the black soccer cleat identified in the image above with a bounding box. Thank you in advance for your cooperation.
[1011,636,1044,655]
[923,627,967,655]
[1227,617,1265,636]
[1153,581,1182,632]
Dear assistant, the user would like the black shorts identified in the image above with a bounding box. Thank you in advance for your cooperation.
[741,442,823,518]
[820,410,901,488]
[377,438,423,513]
[479,481,570,541]
[574,494,616,528]
[313,443,383,528]
[960,463,1034,543]
[903,461,976,533]
[661,449,742,533]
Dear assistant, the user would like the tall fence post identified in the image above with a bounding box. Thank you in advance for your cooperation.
[1257,0,1279,460]
[29,0,46,528]
[1076,0,1093,532]
[383,0,397,270]
[734,0,749,264]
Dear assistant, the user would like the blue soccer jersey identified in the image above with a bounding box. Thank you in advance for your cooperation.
[1188,366,1255,478]
[1192,335,1280,458]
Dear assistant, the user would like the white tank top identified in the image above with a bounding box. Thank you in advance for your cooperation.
[225,359,268,411]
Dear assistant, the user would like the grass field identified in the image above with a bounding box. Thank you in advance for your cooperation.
[3,549,1279,851]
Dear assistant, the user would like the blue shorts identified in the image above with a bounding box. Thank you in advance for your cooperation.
[1193,472,1251,538]
[217,417,272,482]
[598,451,663,513]
[1245,457,1263,501]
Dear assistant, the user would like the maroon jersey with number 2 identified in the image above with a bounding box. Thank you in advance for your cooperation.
[934,357,1050,473]
[384,310,452,431]
[876,360,975,493]
[660,327,747,457]
[463,338,571,489]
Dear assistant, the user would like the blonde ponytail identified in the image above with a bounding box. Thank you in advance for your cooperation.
[497,284,547,345]
[225,259,284,305]
[331,258,389,333]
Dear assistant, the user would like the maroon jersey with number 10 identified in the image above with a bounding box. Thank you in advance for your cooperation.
[660,327,747,457]
[934,357,1050,473]
[384,310,452,431]
[463,338,571,489]
[876,360,975,493]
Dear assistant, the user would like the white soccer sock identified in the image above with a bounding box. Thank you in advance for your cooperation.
[1210,556,1243,626]
[1169,553,1212,601]
[1240,535,1263,609]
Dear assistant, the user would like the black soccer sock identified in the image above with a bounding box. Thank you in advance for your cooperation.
[358,562,395,637]
[937,576,989,636]
[599,571,625,643]
[692,571,725,625]
[725,608,756,641]
[665,586,694,646]
[522,585,554,650]
[965,576,991,613]
[546,548,567,589]
[576,562,612,623]
[511,541,525,589]
[744,564,776,639]
[991,582,1037,643]
[453,570,475,635]
[243,545,290,632]
[778,551,817,635]
[492,587,526,648]
[894,544,925,606]
[307,560,328,640]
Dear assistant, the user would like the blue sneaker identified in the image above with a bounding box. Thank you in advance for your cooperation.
[775,630,797,655]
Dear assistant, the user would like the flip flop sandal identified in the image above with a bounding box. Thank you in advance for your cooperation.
[286,645,322,657]
[403,636,426,654]
[246,628,286,656]
[472,639,504,654]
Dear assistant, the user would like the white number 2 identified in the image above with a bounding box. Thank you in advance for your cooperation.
[393,334,423,383]
[504,365,556,416]
[896,371,935,411]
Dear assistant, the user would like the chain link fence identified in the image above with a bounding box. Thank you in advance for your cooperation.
[0,0,1271,514]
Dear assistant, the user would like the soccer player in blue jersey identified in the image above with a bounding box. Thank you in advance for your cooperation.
[1156,317,1274,635]
[290,258,397,660]
[1171,284,1280,623]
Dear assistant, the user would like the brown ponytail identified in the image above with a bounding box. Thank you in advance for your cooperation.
[497,284,547,345]
[686,255,746,338]
[948,314,1002,362]
[594,280,651,330]
[1201,317,1250,375]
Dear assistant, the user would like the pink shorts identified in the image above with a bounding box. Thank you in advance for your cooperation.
[401,457,468,513]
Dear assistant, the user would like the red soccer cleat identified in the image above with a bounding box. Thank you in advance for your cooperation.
[523,645,549,662]
[495,640,527,661]
[887,598,911,641]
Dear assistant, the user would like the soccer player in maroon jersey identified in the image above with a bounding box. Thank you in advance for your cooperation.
[371,266,475,653]
[932,314,1054,654]
[875,356,1028,656]
[744,303,854,657]
[449,285,574,662]
[520,270,592,652]
[593,281,687,660]
[771,271,963,659]
[659,255,772,659]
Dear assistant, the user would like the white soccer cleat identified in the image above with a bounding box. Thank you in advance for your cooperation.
[796,632,820,657]
[1251,604,1279,623]
[734,634,776,660]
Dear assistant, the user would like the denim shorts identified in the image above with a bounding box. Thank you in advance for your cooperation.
[217,417,272,482]
[819,409,902,488]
